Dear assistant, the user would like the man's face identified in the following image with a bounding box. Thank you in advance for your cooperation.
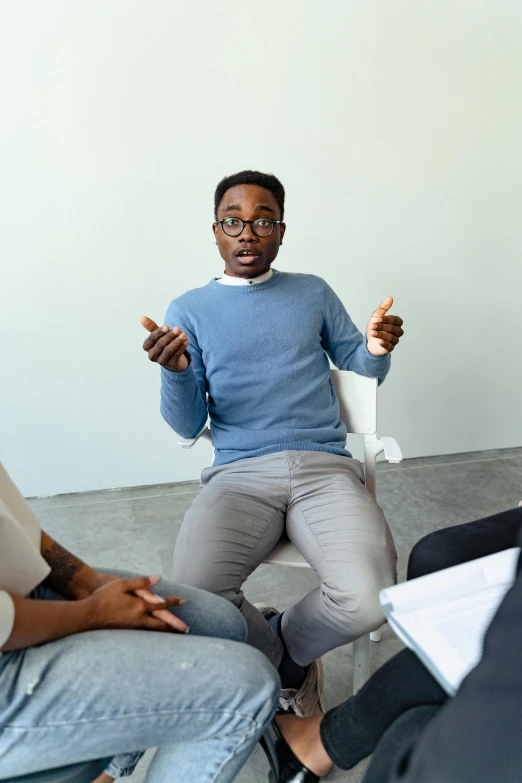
[212,184,286,278]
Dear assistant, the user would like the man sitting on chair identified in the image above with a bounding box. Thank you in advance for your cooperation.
[141,170,404,716]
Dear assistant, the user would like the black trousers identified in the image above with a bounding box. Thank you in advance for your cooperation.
[319,507,522,781]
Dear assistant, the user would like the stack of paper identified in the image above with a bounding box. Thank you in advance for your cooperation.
[380,547,520,696]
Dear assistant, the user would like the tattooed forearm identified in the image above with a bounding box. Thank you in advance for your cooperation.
[40,532,94,598]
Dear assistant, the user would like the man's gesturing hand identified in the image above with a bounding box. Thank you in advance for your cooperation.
[141,316,189,372]
[366,296,404,357]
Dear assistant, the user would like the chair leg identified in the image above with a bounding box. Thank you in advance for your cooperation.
[370,628,382,642]
[352,633,370,693]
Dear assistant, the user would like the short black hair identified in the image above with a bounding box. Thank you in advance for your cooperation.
[214,170,285,219]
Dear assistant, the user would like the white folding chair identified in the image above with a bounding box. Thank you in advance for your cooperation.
[179,369,402,693]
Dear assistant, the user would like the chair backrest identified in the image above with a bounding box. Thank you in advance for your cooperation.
[330,370,377,435]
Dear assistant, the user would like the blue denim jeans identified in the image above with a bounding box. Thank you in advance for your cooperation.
[0,571,280,782]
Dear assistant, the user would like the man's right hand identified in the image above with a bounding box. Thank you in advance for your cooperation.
[141,316,189,372]
[83,576,188,633]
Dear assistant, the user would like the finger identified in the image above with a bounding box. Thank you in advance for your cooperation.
[140,316,160,333]
[134,588,186,608]
[368,317,403,337]
[368,313,403,327]
[133,588,166,606]
[383,324,403,337]
[155,336,189,367]
[368,333,399,346]
[142,326,173,351]
[151,608,189,633]
[377,315,403,327]
[140,616,174,633]
[368,323,404,338]
[372,332,399,346]
[146,330,181,359]
[160,595,188,609]
[118,575,163,593]
[147,332,188,363]
[372,296,394,318]
[148,326,184,349]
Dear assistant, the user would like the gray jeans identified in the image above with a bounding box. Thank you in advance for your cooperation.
[173,451,397,668]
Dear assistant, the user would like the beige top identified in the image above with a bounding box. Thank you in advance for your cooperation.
[0,462,51,648]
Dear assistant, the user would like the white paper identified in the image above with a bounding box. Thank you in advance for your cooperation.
[380,548,520,696]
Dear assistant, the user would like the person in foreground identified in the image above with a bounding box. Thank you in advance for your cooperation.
[141,170,404,716]
[0,462,280,782]
[257,505,522,782]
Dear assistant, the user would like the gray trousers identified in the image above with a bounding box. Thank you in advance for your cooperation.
[173,451,397,669]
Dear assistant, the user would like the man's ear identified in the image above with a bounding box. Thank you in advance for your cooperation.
[280,223,286,245]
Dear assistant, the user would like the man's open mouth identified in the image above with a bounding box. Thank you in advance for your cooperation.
[235,249,260,261]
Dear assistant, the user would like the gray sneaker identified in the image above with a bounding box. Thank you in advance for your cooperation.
[255,604,325,716]
[279,657,325,717]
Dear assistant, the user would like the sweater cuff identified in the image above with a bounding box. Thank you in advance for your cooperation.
[364,341,391,365]
[0,591,15,651]
[160,359,194,384]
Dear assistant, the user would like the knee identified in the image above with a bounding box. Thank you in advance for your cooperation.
[348,589,385,637]
[216,598,248,643]
[192,589,247,642]
[234,646,281,720]
[323,579,385,638]
[173,553,241,608]
[408,532,450,580]
[173,561,220,594]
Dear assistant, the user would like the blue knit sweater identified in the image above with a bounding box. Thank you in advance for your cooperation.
[160,270,390,465]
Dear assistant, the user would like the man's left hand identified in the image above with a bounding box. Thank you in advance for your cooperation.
[366,296,404,356]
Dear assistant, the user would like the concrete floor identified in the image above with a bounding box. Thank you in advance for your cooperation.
[30,446,522,782]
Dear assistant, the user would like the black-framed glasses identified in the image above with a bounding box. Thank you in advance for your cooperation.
[216,217,283,238]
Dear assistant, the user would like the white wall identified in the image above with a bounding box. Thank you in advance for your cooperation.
[1,0,521,497]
